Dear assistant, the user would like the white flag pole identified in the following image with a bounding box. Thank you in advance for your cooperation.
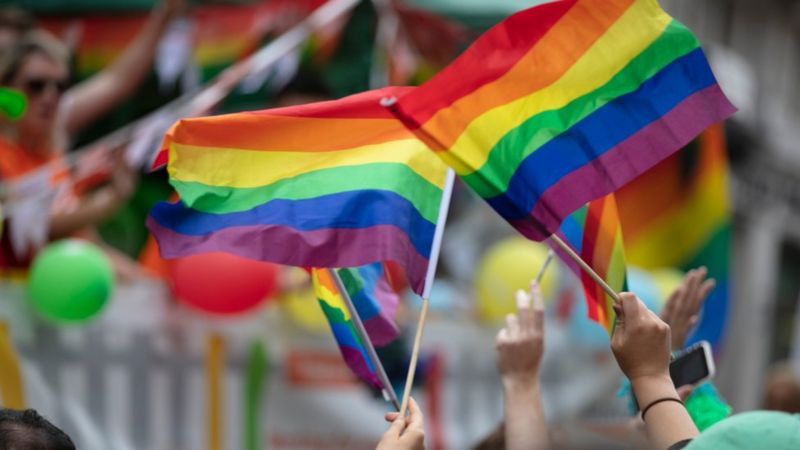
[398,168,456,416]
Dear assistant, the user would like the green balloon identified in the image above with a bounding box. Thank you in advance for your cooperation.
[28,240,114,323]
[0,88,27,121]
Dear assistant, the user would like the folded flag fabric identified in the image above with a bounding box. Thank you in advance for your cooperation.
[312,263,399,389]
[617,123,731,347]
[146,86,449,295]
[387,0,736,241]
[557,194,627,334]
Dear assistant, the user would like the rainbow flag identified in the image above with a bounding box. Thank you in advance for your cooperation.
[147,86,448,295]
[617,123,730,346]
[557,194,627,334]
[387,0,736,241]
[312,263,399,388]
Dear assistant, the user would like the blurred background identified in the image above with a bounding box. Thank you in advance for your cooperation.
[0,0,798,449]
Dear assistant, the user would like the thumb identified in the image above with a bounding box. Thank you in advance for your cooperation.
[384,415,406,439]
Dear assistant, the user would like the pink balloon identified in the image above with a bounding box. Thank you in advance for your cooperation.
[168,253,278,315]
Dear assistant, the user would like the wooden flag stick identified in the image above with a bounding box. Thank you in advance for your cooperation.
[399,298,429,417]
[549,234,621,303]
[328,268,401,411]
[535,250,555,285]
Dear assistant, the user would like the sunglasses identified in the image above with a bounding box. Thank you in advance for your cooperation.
[22,78,69,96]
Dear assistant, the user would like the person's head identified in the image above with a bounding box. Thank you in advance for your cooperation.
[685,411,800,450]
[0,7,35,51]
[0,30,69,139]
[763,362,800,413]
[0,408,75,450]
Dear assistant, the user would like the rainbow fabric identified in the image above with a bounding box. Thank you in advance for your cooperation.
[312,264,399,389]
[388,0,736,241]
[617,123,730,346]
[557,194,627,334]
[147,86,449,295]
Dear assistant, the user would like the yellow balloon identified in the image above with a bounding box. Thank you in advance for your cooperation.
[650,268,686,305]
[278,268,329,334]
[475,237,559,323]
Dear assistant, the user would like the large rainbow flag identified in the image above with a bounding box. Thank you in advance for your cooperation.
[312,263,399,388]
[557,194,627,334]
[147,86,449,295]
[617,123,731,347]
[387,0,736,241]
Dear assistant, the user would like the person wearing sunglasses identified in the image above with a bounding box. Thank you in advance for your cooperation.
[0,0,184,278]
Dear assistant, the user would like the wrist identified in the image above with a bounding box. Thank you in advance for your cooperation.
[502,374,540,395]
[630,373,677,407]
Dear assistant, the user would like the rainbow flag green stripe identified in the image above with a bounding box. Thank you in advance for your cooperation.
[170,163,443,223]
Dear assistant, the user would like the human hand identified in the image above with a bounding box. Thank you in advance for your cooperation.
[660,267,716,350]
[377,398,425,450]
[495,281,545,388]
[611,293,672,383]
[110,151,138,202]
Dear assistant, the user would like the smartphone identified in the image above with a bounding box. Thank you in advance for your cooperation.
[669,340,715,387]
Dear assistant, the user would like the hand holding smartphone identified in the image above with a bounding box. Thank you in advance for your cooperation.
[669,340,715,388]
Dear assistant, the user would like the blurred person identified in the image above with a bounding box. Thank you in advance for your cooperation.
[0,408,75,450]
[377,397,425,450]
[762,362,800,413]
[660,267,716,351]
[496,281,549,450]
[0,7,35,51]
[0,0,184,277]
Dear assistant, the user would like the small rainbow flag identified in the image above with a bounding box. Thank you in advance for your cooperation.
[557,194,627,334]
[617,123,730,346]
[312,263,399,388]
[147,86,449,295]
[387,0,736,241]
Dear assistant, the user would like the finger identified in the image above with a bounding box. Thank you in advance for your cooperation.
[384,414,407,438]
[496,328,509,344]
[385,412,400,423]
[686,268,702,298]
[619,292,640,323]
[505,313,520,336]
[516,289,535,332]
[406,397,424,430]
[688,315,699,328]
[677,385,695,401]
[530,281,545,332]
[660,289,677,322]
[695,279,716,310]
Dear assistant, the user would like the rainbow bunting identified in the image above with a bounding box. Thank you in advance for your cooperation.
[557,194,627,334]
[617,123,730,346]
[387,0,736,241]
[146,86,449,295]
[311,264,399,389]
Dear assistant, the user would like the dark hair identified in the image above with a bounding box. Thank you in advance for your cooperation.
[0,7,36,33]
[0,409,75,450]
[0,30,69,85]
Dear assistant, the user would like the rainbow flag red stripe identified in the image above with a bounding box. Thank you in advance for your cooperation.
[388,0,736,241]
[147,87,449,295]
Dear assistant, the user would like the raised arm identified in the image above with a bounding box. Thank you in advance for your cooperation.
[62,0,185,135]
[659,267,716,351]
[496,282,549,450]
[612,293,699,449]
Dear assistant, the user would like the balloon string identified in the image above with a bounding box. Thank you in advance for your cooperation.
[0,321,25,408]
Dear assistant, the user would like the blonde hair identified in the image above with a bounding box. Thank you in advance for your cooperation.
[0,29,69,85]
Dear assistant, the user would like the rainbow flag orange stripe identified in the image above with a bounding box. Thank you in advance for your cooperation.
[618,123,730,346]
[389,0,735,241]
[147,87,449,295]
[312,263,399,389]
[557,194,627,334]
